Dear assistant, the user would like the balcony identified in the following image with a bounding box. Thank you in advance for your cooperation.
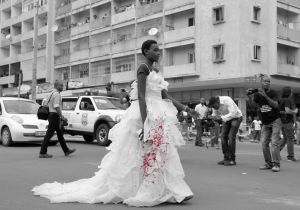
[56,3,71,17]
[0,0,10,10]
[11,15,23,25]
[22,30,34,40]
[70,49,89,62]
[0,75,14,85]
[1,19,11,28]
[22,9,35,20]
[55,55,70,65]
[10,54,21,63]
[12,0,22,5]
[71,23,90,37]
[164,26,195,44]
[136,1,163,18]
[0,39,11,47]
[137,34,162,48]
[164,0,194,11]
[163,63,196,78]
[90,43,111,58]
[89,74,111,86]
[278,0,300,8]
[90,17,111,30]
[38,26,47,35]
[112,38,135,54]
[69,77,89,86]
[277,63,300,77]
[21,51,33,60]
[0,57,11,65]
[55,29,71,42]
[11,34,21,43]
[72,0,90,11]
[90,0,111,4]
[277,24,300,43]
[112,8,135,25]
[111,70,134,83]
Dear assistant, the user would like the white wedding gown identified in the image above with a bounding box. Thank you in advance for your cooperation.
[32,70,193,207]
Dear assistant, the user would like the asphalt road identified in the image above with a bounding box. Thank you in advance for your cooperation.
[1,136,300,210]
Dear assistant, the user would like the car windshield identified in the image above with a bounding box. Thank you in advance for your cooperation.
[93,97,125,110]
[3,100,39,114]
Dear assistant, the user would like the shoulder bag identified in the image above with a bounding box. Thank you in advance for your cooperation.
[37,91,55,120]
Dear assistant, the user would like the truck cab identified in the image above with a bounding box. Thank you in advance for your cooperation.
[61,96,125,146]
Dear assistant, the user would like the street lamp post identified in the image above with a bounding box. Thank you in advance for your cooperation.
[31,0,39,102]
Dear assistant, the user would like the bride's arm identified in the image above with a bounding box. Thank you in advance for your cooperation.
[137,69,148,124]
[161,89,188,112]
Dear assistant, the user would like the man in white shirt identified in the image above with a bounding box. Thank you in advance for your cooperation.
[194,98,208,147]
[208,96,243,166]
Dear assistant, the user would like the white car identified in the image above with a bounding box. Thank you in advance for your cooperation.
[0,97,49,146]
[62,96,126,146]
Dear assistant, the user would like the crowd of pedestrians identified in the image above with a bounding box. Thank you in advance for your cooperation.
[176,75,299,173]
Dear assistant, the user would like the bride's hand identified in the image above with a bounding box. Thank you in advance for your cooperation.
[137,129,144,141]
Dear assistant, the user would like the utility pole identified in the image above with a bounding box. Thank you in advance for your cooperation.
[31,0,39,102]
[17,70,22,98]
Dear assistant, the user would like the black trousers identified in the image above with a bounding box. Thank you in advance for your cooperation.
[40,112,69,155]
[221,117,243,161]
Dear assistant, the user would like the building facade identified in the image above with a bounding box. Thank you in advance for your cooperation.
[1,0,300,118]
[0,0,52,96]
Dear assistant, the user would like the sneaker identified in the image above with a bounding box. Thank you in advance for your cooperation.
[218,160,225,165]
[39,153,53,158]
[271,165,280,172]
[287,157,297,162]
[223,160,231,166]
[259,164,272,170]
[195,143,204,147]
[65,148,76,156]
[229,160,236,166]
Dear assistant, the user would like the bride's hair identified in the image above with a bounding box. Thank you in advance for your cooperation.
[141,40,157,56]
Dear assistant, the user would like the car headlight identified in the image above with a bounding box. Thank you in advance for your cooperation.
[11,115,24,124]
[115,114,122,123]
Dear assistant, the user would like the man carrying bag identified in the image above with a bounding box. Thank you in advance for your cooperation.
[38,80,76,158]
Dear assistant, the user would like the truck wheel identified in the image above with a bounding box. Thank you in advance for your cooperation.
[96,124,110,146]
[83,135,94,143]
[2,127,13,147]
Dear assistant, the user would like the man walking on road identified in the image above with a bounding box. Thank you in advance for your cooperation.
[39,80,76,158]
[194,98,208,147]
[208,96,243,166]
[247,75,281,172]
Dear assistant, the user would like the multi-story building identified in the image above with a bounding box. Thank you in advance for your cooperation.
[0,0,52,96]
[1,0,300,119]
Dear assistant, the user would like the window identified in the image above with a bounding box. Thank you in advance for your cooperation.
[63,70,69,80]
[80,69,88,78]
[116,63,132,72]
[62,98,78,111]
[253,45,261,61]
[79,98,94,111]
[188,17,194,27]
[188,52,195,63]
[252,6,261,23]
[213,6,224,24]
[213,44,225,63]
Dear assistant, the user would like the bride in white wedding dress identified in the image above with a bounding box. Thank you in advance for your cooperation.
[32,40,194,207]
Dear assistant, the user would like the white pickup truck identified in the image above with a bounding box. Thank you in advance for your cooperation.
[61,96,126,146]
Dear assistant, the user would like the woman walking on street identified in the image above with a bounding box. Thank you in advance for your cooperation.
[32,40,194,207]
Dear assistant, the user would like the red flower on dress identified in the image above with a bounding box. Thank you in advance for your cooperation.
[141,115,169,183]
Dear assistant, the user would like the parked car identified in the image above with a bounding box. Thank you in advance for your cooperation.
[62,96,126,146]
[0,97,49,146]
